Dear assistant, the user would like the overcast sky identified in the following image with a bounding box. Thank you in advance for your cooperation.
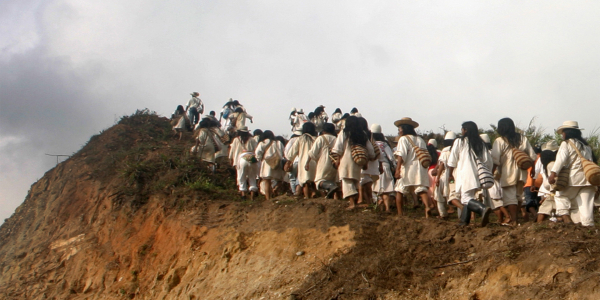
[2,0,600,223]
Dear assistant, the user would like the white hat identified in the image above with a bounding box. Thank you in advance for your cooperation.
[237,126,249,133]
[291,107,297,112]
[557,121,584,134]
[428,139,437,147]
[480,133,490,144]
[293,130,302,136]
[444,131,456,140]
[298,108,304,114]
[542,140,559,151]
[370,124,382,134]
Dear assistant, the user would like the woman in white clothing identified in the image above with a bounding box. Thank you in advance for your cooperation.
[393,117,433,217]
[491,117,536,225]
[229,126,259,199]
[331,116,376,210]
[171,105,190,140]
[548,121,598,226]
[372,124,396,212]
[435,132,459,219]
[536,141,559,222]
[287,122,318,199]
[194,119,220,165]
[307,123,339,198]
[446,121,492,227]
[255,130,285,201]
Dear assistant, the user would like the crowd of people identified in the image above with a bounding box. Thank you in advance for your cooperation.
[171,92,600,227]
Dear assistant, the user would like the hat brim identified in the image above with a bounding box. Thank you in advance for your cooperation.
[556,125,583,134]
[394,120,419,128]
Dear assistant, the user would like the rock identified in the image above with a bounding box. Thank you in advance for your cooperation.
[296,251,304,256]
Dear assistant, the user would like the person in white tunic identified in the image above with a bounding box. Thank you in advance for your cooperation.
[434,131,458,219]
[359,119,380,204]
[287,122,318,199]
[312,105,328,133]
[331,108,343,132]
[228,107,253,131]
[171,105,190,140]
[491,117,536,225]
[255,130,285,201]
[291,109,308,132]
[535,141,559,222]
[446,121,493,227]
[331,116,376,210]
[306,123,339,198]
[372,124,396,212]
[480,133,509,224]
[229,126,259,199]
[285,131,302,196]
[548,121,598,226]
[194,118,220,165]
[186,92,204,125]
[393,117,433,217]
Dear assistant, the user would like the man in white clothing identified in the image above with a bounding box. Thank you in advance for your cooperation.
[186,92,204,125]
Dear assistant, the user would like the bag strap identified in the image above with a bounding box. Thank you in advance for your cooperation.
[264,140,274,155]
[406,135,417,148]
[567,140,588,162]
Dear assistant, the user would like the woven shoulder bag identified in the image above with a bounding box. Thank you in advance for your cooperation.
[264,141,282,169]
[350,143,369,166]
[470,148,494,189]
[504,137,534,170]
[406,136,431,169]
[568,140,600,186]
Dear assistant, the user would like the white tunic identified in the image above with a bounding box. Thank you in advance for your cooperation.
[447,138,493,194]
[332,132,376,181]
[196,129,217,163]
[229,136,258,167]
[255,139,285,180]
[375,141,395,193]
[491,136,536,187]
[394,135,430,187]
[551,140,594,187]
[308,134,338,185]
[287,134,317,185]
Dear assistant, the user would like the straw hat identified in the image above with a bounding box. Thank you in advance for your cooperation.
[291,107,297,112]
[191,92,199,97]
[444,131,456,140]
[428,139,437,147]
[480,133,490,144]
[297,109,304,114]
[542,140,559,151]
[293,130,302,136]
[370,124,382,134]
[237,126,249,133]
[394,117,419,128]
[557,121,584,134]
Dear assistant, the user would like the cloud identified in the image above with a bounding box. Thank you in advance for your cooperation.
[3,0,600,222]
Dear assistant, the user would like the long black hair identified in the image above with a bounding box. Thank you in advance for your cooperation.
[540,150,557,176]
[259,130,275,142]
[462,121,485,157]
[563,128,597,162]
[497,118,521,148]
[333,108,342,114]
[344,116,368,146]
[302,122,317,137]
[443,139,455,148]
[322,123,337,136]
[427,144,439,165]
[238,130,251,143]
[314,106,325,117]
[398,124,417,136]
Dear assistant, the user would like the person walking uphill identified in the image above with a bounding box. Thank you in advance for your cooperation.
[186,92,204,126]
[446,121,493,227]
[491,117,536,225]
[393,117,434,217]
[286,122,318,199]
[548,121,599,226]
[255,130,285,201]
[331,116,377,210]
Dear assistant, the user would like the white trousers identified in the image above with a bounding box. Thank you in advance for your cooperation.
[237,159,258,192]
[555,186,596,226]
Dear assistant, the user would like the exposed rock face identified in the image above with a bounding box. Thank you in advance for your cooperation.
[3,112,600,300]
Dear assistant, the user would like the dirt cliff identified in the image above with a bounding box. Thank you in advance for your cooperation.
[2,110,600,300]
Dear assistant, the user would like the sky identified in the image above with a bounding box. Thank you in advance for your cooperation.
[2,0,600,223]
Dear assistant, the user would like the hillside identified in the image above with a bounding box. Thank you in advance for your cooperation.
[2,110,600,300]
